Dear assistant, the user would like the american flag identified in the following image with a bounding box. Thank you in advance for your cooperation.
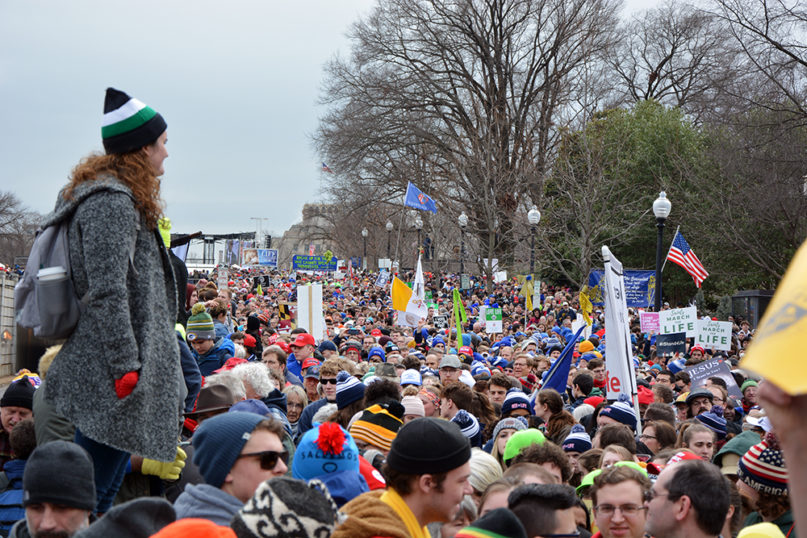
[321,162,333,173]
[667,230,709,287]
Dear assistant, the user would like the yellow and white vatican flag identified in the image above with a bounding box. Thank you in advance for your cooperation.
[392,255,428,326]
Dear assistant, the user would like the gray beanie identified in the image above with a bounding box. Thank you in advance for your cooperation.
[23,441,95,511]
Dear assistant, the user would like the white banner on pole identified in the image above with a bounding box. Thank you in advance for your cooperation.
[296,284,326,341]
[602,246,639,404]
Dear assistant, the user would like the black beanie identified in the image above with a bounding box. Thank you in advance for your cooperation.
[386,417,470,475]
[0,377,35,410]
[456,507,527,538]
[24,441,96,511]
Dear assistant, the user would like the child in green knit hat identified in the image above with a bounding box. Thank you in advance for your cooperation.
[187,303,235,377]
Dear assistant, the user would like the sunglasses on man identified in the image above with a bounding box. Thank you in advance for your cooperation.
[237,449,289,470]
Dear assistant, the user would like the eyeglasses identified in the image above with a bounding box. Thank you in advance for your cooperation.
[639,434,656,440]
[646,489,672,502]
[320,378,338,385]
[237,449,289,470]
[594,504,647,517]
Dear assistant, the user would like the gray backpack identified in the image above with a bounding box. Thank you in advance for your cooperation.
[15,186,137,340]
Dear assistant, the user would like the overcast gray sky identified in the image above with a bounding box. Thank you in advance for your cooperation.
[1,0,657,238]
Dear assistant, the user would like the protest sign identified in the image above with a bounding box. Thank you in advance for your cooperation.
[242,248,259,266]
[433,315,449,329]
[656,332,687,355]
[571,314,592,340]
[460,274,471,290]
[696,319,732,351]
[375,270,390,288]
[640,312,660,334]
[684,358,743,399]
[485,308,503,333]
[494,271,508,283]
[296,284,325,340]
[602,246,638,402]
[588,270,656,308]
[256,249,278,267]
[659,307,697,337]
[292,255,337,272]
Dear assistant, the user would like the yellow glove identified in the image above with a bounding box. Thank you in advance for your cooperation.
[141,446,186,481]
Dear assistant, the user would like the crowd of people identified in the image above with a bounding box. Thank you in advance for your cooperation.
[8,87,806,538]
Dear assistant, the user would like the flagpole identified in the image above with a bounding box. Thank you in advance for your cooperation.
[660,225,679,273]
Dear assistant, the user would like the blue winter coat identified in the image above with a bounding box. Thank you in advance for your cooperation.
[0,459,26,535]
[191,338,235,377]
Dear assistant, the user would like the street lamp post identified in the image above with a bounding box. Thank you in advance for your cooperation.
[527,205,541,276]
[458,212,468,274]
[386,221,393,262]
[653,191,672,312]
[361,228,368,270]
[414,215,423,266]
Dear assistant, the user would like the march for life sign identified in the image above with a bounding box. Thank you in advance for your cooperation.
[696,319,733,351]
[602,246,638,401]
[659,306,697,337]
[485,308,503,333]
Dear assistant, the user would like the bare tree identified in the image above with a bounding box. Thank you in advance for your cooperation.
[0,191,38,266]
[609,1,738,121]
[316,0,622,274]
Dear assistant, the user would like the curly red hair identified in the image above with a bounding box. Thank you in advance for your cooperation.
[64,149,164,229]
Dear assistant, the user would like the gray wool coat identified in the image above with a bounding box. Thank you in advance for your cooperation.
[43,177,184,461]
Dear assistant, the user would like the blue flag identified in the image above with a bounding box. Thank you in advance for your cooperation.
[541,325,587,394]
[404,182,437,213]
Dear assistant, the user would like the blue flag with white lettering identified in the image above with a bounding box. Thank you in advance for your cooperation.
[404,182,438,213]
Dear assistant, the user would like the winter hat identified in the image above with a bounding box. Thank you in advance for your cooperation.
[292,422,360,479]
[318,340,337,354]
[349,404,403,452]
[335,371,365,410]
[400,369,422,387]
[102,87,167,155]
[0,376,36,410]
[686,387,715,406]
[23,440,96,511]
[192,412,266,488]
[695,406,728,439]
[741,379,759,394]
[562,424,592,453]
[578,340,595,354]
[501,389,533,417]
[74,497,175,538]
[503,429,546,463]
[386,418,471,475]
[599,394,638,431]
[401,396,425,418]
[455,508,527,538]
[451,409,482,448]
[152,519,235,537]
[229,399,270,416]
[230,478,339,538]
[737,433,788,497]
[367,346,386,363]
[187,303,216,341]
[492,417,528,443]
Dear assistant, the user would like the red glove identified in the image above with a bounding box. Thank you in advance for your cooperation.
[115,371,139,399]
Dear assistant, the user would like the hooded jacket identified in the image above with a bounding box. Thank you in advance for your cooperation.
[191,337,235,377]
[43,178,184,461]
[173,483,243,526]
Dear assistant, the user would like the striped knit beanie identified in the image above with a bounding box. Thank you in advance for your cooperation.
[348,404,403,452]
[695,406,728,439]
[102,87,166,154]
[737,433,788,497]
[187,303,215,341]
[451,410,482,448]
[599,394,637,431]
[501,389,533,417]
[335,371,365,410]
[562,424,592,453]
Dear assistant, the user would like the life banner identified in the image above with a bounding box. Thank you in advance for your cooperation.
[602,246,638,401]
[659,307,697,337]
[684,358,743,399]
[655,332,687,355]
[292,255,338,272]
[587,270,656,308]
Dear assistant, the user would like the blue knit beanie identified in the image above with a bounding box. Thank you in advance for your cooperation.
[451,409,482,448]
[192,411,266,488]
[695,406,728,440]
[599,394,637,432]
[367,346,386,363]
[501,389,533,417]
[335,371,365,410]
[562,424,592,453]
[292,422,360,479]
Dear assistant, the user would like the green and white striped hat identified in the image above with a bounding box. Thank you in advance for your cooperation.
[102,87,166,155]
